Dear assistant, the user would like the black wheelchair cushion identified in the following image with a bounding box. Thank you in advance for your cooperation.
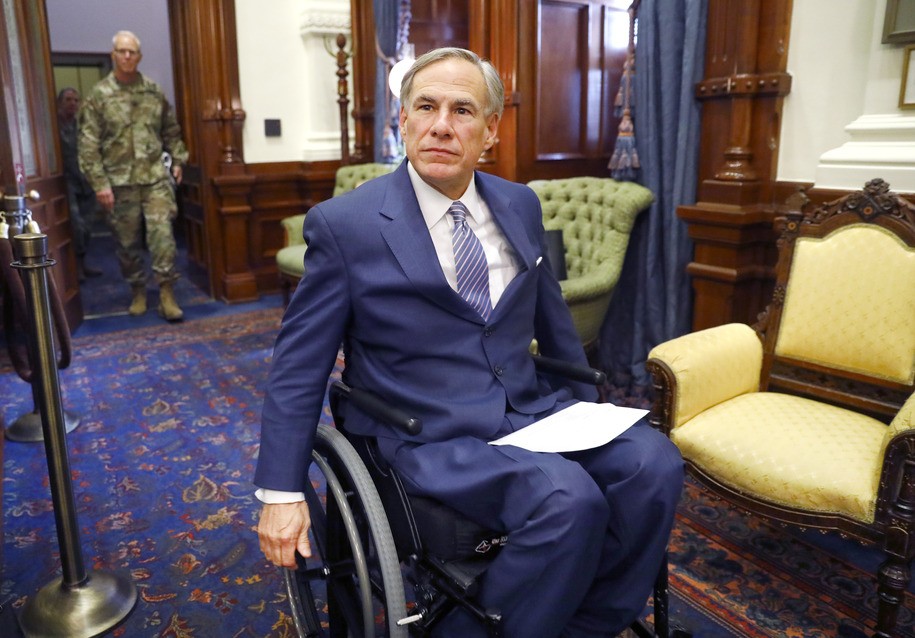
[408,494,508,562]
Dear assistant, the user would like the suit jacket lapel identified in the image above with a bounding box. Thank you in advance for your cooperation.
[379,164,481,320]
[378,165,540,322]
[475,174,541,317]
[476,174,539,274]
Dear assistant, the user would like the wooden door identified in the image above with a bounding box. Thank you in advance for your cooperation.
[0,0,81,328]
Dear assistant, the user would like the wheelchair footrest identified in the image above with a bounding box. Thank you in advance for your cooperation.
[424,554,491,597]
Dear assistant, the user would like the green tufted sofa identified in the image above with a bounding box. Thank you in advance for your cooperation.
[527,176,654,351]
[277,162,396,304]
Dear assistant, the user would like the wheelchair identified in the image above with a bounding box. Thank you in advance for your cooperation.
[282,356,689,637]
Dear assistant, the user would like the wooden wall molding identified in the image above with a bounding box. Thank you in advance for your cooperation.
[300,0,351,36]
[695,71,791,99]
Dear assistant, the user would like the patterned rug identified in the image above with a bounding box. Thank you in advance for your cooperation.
[0,308,912,637]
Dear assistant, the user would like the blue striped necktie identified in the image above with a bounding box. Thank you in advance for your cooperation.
[448,201,492,321]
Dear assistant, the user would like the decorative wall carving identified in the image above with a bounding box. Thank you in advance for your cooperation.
[300,0,351,37]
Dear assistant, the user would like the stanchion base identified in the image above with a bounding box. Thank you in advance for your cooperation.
[18,570,137,638]
[4,410,80,442]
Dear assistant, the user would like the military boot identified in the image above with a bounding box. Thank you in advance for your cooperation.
[128,286,147,316]
[158,283,184,322]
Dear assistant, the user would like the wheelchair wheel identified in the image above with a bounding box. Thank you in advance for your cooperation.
[284,424,408,637]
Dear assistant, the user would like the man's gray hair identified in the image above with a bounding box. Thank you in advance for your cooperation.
[399,48,504,118]
[112,30,141,51]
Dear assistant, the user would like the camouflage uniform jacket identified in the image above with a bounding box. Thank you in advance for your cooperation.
[78,72,189,191]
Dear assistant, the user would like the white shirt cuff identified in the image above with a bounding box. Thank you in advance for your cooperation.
[255,488,306,504]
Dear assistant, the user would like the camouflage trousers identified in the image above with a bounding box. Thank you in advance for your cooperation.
[108,181,179,288]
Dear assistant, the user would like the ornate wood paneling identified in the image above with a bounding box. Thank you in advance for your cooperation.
[469,0,519,180]
[243,161,337,293]
[516,0,630,182]
[411,0,470,52]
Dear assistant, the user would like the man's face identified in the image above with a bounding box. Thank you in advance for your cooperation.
[400,58,500,200]
[59,90,80,118]
[111,34,142,76]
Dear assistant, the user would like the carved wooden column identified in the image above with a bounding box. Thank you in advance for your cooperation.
[169,0,257,302]
[350,0,377,163]
[677,0,792,330]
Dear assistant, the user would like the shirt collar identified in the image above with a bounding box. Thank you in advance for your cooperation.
[407,161,481,230]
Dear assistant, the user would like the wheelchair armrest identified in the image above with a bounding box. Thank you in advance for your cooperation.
[533,355,606,386]
[331,381,424,436]
[331,356,603,437]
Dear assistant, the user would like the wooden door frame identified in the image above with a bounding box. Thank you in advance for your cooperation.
[0,0,82,328]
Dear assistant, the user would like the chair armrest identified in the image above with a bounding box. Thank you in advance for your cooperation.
[533,355,606,386]
[646,323,763,431]
[330,356,606,437]
[877,391,915,522]
[331,381,423,436]
[281,214,307,247]
[882,391,915,451]
[558,270,619,303]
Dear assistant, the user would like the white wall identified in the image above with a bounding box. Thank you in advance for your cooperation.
[778,0,915,191]
[777,0,873,182]
[236,0,350,163]
[45,0,175,106]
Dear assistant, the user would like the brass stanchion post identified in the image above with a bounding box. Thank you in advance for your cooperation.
[2,191,79,441]
[12,232,136,637]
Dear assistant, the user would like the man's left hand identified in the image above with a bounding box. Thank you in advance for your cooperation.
[172,165,183,186]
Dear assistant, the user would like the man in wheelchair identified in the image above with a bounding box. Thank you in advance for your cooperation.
[255,47,684,637]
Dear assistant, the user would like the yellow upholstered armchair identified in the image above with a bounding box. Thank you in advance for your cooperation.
[527,177,653,351]
[646,179,915,638]
[277,162,396,305]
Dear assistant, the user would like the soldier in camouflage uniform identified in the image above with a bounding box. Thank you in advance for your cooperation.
[78,30,189,321]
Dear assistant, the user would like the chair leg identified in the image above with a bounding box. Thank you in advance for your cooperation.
[653,556,669,638]
[874,555,910,638]
[627,553,691,638]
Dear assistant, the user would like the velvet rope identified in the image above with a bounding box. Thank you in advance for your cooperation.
[0,234,73,383]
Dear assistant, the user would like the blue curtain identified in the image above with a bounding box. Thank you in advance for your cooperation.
[598,0,707,395]
[373,0,399,163]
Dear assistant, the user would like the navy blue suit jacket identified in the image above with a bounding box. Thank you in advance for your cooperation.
[255,161,596,492]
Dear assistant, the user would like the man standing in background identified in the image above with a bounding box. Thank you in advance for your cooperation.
[57,87,101,282]
[79,30,188,321]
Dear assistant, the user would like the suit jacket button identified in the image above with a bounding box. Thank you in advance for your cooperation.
[484,328,493,337]
[494,366,504,376]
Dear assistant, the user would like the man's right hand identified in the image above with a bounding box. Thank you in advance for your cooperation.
[257,501,312,568]
[96,188,115,212]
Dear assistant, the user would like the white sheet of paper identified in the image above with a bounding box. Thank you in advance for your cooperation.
[489,402,647,453]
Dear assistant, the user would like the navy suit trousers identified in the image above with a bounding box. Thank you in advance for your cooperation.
[378,418,684,637]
